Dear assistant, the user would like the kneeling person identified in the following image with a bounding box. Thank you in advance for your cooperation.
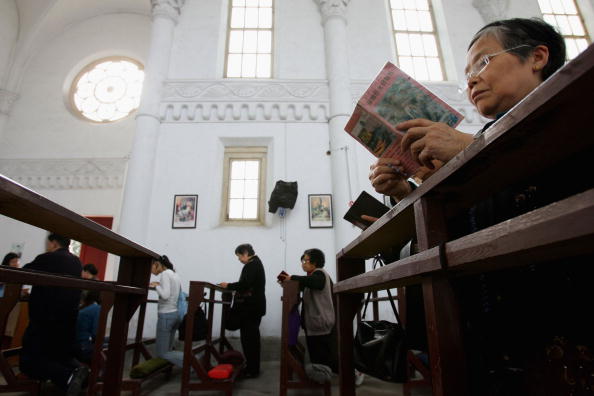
[280,249,336,372]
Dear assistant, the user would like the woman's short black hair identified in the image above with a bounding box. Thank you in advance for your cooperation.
[468,18,566,81]
[303,248,325,268]
[235,244,255,256]
[83,263,98,276]
[2,252,19,266]
[48,233,71,248]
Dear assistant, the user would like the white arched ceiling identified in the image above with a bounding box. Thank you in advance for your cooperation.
[0,0,19,87]
[7,0,150,92]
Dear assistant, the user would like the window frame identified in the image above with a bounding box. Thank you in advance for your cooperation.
[223,0,275,79]
[538,0,591,60]
[68,56,144,123]
[387,0,447,81]
[221,146,268,225]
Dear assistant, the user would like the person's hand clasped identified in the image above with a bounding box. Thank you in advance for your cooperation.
[399,119,474,169]
[219,282,229,289]
[278,273,291,282]
[369,158,412,201]
[149,281,159,288]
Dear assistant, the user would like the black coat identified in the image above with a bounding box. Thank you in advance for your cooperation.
[21,248,82,357]
[227,255,266,317]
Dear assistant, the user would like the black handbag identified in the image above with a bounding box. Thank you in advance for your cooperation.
[224,294,246,331]
[178,306,207,341]
[353,257,407,383]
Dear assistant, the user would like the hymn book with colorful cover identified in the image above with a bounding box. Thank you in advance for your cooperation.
[344,62,464,176]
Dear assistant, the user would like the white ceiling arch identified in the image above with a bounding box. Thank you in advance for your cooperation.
[6,0,151,92]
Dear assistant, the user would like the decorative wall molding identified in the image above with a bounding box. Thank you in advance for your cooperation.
[472,0,509,23]
[151,0,185,23]
[0,158,128,190]
[0,89,19,116]
[314,0,351,23]
[350,80,491,130]
[160,80,330,122]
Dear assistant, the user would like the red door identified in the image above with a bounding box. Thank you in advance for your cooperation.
[79,216,113,281]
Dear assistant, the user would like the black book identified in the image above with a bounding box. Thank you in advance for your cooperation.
[343,191,390,230]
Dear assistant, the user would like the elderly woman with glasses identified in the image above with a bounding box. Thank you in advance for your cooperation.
[369,18,566,201]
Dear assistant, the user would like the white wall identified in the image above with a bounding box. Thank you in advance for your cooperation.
[138,121,335,337]
[0,0,18,86]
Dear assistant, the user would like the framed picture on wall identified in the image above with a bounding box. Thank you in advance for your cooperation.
[172,194,198,229]
[308,194,333,228]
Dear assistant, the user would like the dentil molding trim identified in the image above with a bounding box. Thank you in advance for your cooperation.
[160,79,330,123]
[160,79,487,127]
[0,89,19,116]
[0,158,128,190]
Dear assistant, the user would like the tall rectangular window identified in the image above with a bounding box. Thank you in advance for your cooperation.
[389,0,445,81]
[538,0,590,59]
[222,147,267,224]
[225,0,273,78]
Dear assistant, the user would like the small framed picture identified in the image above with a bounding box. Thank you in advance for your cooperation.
[172,195,198,229]
[308,194,333,228]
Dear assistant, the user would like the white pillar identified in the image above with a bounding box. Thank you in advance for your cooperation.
[118,0,184,243]
[315,0,359,250]
[0,89,18,142]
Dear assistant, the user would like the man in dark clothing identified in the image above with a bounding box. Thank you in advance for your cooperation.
[19,233,89,395]
[220,243,266,378]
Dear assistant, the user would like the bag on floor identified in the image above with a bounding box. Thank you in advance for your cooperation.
[353,287,407,382]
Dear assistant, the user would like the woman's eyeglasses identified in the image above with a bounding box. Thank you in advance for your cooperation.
[459,44,532,93]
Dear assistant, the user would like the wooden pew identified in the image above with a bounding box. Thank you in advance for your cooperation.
[180,281,239,396]
[333,44,594,396]
[0,174,160,394]
[0,283,39,395]
[87,294,172,396]
[279,280,331,396]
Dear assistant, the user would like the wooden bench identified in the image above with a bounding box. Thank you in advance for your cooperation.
[180,281,240,396]
[0,174,160,394]
[0,283,39,395]
[279,280,331,396]
[87,293,173,396]
[333,44,594,395]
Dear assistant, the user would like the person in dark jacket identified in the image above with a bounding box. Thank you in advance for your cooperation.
[19,233,89,395]
[220,243,266,378]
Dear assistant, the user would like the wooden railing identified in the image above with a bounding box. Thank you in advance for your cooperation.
[279,280,331,396]
[180,281,238,396]
[334,44,594,396]
[0,175,159,394]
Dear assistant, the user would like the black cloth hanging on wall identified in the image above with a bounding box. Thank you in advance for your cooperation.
[268,180,298,213]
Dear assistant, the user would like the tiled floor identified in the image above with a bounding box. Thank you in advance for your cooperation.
[1,337,432,395]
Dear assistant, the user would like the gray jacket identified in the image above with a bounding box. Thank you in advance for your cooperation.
[302,268,335,336]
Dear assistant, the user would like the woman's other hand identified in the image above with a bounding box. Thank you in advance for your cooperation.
[399,119,474,168]
[369,158,412,201]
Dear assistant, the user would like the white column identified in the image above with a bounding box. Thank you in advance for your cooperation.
[0,89,18,142]
[315,0,359,249]
[118,0,184,243]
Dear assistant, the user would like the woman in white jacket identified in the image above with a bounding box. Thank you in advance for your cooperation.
[150,255,183,367]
